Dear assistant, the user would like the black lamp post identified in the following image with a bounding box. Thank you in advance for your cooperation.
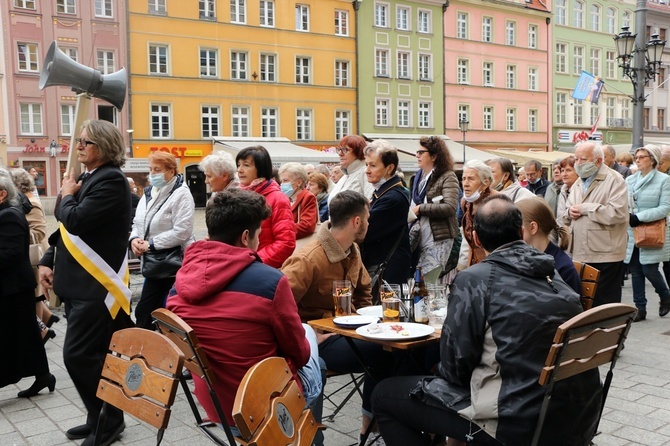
[613,20,665,151]
[459,118,469,164]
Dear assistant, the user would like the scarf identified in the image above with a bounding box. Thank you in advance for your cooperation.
[412,169,432,205]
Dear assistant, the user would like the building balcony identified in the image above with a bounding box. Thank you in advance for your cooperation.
[606,118,633,128]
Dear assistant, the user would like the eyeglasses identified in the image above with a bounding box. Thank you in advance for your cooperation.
[634,155,650,160]
[335,146,350,156]
[75,138,96,146]
[416,150,429,156]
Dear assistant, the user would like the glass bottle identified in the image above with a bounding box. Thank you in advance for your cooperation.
[412,267,429,323]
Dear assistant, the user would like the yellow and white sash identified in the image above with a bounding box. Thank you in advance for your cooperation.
[59,224,131,318]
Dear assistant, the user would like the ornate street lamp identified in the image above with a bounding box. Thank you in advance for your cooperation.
[459,118,469,164]
[613,25,666,150]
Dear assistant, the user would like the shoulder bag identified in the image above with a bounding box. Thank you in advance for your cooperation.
[634,218,666,249]
[141,184,183,279]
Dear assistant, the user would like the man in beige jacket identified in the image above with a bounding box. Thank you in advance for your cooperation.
[562,142,629,306]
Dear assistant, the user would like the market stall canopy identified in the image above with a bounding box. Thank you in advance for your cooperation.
[212,137,339,166]
[490,149,566,168]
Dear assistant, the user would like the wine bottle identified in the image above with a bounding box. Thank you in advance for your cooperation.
[412,267,428,323]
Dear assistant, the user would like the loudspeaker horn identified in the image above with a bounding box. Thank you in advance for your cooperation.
[39,41,127,110]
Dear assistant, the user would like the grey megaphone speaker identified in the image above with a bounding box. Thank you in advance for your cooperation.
[39,41,127,110]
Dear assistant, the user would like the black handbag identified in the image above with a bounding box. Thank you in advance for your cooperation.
[142,246,183,279]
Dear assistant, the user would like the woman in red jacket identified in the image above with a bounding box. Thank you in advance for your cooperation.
[278,162,318,240]
[236,146,296,267]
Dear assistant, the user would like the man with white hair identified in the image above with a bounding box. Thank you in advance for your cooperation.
[561,142,629,306]
[602,144,631,178]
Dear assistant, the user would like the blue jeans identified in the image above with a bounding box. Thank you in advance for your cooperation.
[299,324,324,407]
[629,247,670,311]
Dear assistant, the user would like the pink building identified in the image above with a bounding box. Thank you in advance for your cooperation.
[1,0,128,202]
[444,0,552,152]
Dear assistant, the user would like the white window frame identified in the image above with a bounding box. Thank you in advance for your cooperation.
[590,48,601,77]
[96,50,115,75]
[230,0,246,24]
[200,48,218,78]
[63,47,78,62]
[458,104,469,124]
[622,98,630,120]
[397,100,411,127]
[606,51,616,79]
[573,45,584,75]
[201,105,220,138]
[418,53,432,81]
[606,97,616,122]
[231,51,248,80]
[417,9,430,33]
[199,0,216,19]
[457,12,468,39]
[148,44,169,75]
[483,62,493,86]
[590,4,600,32]
[20,103,42,135]
[528,109,538,132]
[57,0,76,14]
[574,1,584,28]
[375,2,389,28]
[418,102,432,128]
[528,24,537,49]
[335,10,349,35]
[95,0,113,17]
[375,99,390,127]
[574,99,583,125]
[397,51,411,79]
[556,0,566,25]
[457,59,469,85]
[148,0,165,14]
[335,60,349,87]
[622,11,631,29]
[506,64,516,89]
[528,67,538,91]
[375,49,390,77]
[260,53,276,82]
[606,7,616,34]
[556,92,567,124]
[556,43,567,73]
[296,108,312,140]
[396,6,410,31]
[261,107,278,137]
[14,0,36,9]
[17,43,39,72]
[295,4,309,31]
[150,103,171,139]
[60,104,76,136]
[260,0,275,27]
[506,107,516,131]
[506,21,516,46]
[482,17,492,43]
[295,56,311,84]
[335,110,350,140]
[231,106,249,137]
[483,106,493,130]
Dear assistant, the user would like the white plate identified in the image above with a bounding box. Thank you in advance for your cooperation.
[356,322,435,341]
[356,305,383,318]
[333,315,379,328]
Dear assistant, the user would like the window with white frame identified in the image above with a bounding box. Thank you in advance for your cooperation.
[295,4,309,31]
[231,106,249,137]
[458,104,469,124]
[506,108,516,131]
[295,57,310,83]
[296,109,312,140]
[374,2,388,27]
[397,51,410,79]
[418,54,431,81]
[148,0,165,14]
[556,92,566,124]
[606,51,616,78]
[96,50,115,74]
[376,99,390,126]
[483,62,493,86]
[63,47,78,62]
[396,6,410,31]
[201,106,220,138]
[457,59,469,84]
[659,67,666,89]
[606,7,616,34]
[260,0,274,26]
[149,44,168,74]
[199,0,215,19]
[528,67,538,91]
[483,106,493,130]
[622,98,630,120]
[417,10,430,33]
[200,48,217,77]
[231,51,248,80]
[418,102,431,128]
[506,65,516,89]
[20,103,42,135]
[573,45,584,75]
[528,109,538,132]
[17,43,38,72]
[606,97,615,122]
[528,25,537,49]
[457,13,468,39]
[555,43,567,73]
[590,48,601,77]
[375,49,389,77]
[574,100,583,125]
[622,11,631,28]
[335,10,348,35]
[556,0,566,25]
[230,0,245,23]
[60,104,75,135]
[335,60,349,86]
[95,0,113,17]
[658,108,665,131]
[335,110,350,140]
[482,17,492,42]
[505,21,515,46]
[574,1,584,28]
[57,0,76,14]
[151,104,171,138]
[14,0,35,9]
[397,100,410,127]
[260,53,276,82]
[261,107,278,137]
[590,102,599,125]
[590,4,600,31]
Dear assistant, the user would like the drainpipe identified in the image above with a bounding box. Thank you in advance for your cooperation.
[353,0,360,135]
[546,16,551,151]
[443,1,449,135]
[125,0,134,157]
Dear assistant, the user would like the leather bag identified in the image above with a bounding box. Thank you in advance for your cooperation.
[634,218,666,248]
[29,233,44,267]
[142,247,183,279]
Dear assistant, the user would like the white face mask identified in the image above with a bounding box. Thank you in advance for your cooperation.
[575,161,598,179]
[464,189,481,203]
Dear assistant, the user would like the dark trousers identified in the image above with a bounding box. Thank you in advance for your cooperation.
[63,299,133,428]
[372,376,501,446]
[664,261,670,289]
[589,261,624,307]
[135,276,175,330]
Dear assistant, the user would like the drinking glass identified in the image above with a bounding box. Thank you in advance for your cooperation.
[333,280,352,316]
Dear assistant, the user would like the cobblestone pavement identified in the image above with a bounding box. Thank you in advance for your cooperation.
[1,210,669,445]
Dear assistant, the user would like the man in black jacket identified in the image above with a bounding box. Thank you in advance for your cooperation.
[39,120,133,446]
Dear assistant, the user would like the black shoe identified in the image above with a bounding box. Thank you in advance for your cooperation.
[65,424,92,440]
[42,328,56,344]
[182,369,193,380]
[17,374,56,398]
[633,310,647,322]
[81,422,125,446]
[46,314,60,327]
[659,300,670,317]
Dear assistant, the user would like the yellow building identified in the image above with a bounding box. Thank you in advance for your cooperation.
[128,0,357,172]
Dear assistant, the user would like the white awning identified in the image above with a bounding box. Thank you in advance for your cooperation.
[211,137,339,166]
[490,149,566,167]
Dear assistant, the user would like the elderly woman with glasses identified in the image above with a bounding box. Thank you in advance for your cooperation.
[409,136,460,284]
[460,159,497,267]
[328,135,375,204]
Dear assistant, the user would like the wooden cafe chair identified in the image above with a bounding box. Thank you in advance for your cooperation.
[94,327,184,446]
[531,303,636,446]
[151,308,239,446]
[573,261,600,311]
[232,357,319,446]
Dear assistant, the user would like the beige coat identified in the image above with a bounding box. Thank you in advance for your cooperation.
[561,163,628,263]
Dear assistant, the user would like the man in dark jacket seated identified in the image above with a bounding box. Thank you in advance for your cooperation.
[372,195,602,446]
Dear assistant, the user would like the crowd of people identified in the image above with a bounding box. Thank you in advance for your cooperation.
[2,122,670,446]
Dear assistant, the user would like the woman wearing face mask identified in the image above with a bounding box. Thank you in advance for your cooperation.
[555,156,578,223]
[129,151,195,329]
[485,157,535,203]
[460,160,497,267]
[328,135,375,204]
[409,136,460,284]
[278,162,318,240]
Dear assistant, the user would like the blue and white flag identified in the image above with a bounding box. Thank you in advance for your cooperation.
[572,70,604,104]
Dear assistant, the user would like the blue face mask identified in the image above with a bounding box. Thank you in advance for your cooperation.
[149,173,167,188]
[280,182,294,197]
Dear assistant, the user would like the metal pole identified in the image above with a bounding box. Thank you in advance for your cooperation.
[462,129,466,164]
[632,0,648,152]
